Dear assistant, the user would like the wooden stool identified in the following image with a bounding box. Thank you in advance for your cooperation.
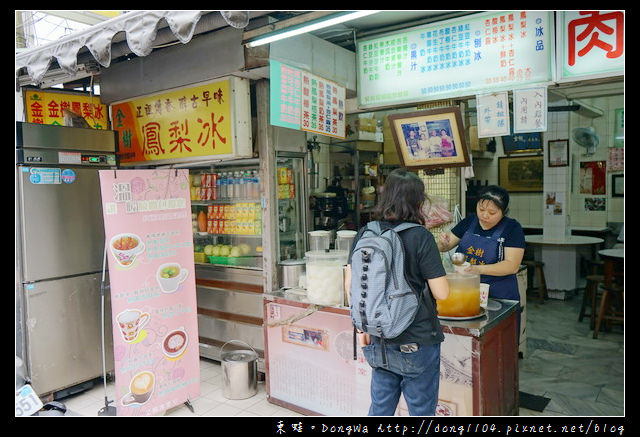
[523,260,547,303]
[593,285,624,339]
[578,274,604,328]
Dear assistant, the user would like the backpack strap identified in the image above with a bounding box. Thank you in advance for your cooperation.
[367,221,382,234]
[388,221,440,338]
[392,222,422,233]
[370,221,421,234]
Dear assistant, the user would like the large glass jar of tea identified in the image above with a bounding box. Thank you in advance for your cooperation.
[437,272,481,317]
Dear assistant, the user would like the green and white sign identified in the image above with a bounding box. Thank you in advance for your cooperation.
[356,11,554,108]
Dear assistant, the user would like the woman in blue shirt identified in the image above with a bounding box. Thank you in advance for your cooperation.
[437,185,525,302]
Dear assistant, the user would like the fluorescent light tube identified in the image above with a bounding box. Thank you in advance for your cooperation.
[246,11,380,47]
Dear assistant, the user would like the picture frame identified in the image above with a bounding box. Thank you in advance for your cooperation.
[498,155,544,193]
[548,139,569,167]
[387,107,470,170]
[612,174,624,197]
[502,132,543,154]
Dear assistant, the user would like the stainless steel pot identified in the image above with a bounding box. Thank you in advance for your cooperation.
[279,259,305,289]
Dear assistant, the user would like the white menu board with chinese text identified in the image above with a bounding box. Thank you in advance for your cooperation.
[301,71,346,138]
[476,92,510,137]
[357,11,554,108]
[269,61,346,139]
[513,87,547,133]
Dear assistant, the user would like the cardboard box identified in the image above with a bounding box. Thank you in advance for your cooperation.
[346,113,381,141]
[355,141,382,152]
[468,125,489,152]
[383,116,400,165]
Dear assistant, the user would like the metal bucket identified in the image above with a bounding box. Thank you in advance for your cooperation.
[221,340,257,400]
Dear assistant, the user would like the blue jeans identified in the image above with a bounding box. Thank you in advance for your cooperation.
[362,339,441,416]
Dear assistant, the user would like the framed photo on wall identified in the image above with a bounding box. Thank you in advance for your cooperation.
[548,139,569,167]
[388,107,470,170]
[612,174,624,197]
[498,155,544,193]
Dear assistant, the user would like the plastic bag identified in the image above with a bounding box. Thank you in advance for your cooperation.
[423,195,453,229]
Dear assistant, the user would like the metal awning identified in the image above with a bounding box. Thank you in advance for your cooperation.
[15,11,257,86]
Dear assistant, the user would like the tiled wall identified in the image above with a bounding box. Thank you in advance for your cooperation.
[542,109,570,239]
[471,94,624,231]
[568,95,624,228]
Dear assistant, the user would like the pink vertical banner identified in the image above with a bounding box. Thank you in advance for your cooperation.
[99,169,200,416]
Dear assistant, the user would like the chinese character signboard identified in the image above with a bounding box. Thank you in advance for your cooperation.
[301,71,346,138]
[99,169,200,416]
[357,11,554,108]
[270,60,302,130]
[111,77,252,166]
[24,89,109,129]
[513,87,547,133]
[558,11,624,81]
[269,61,346,139]
[476,92,510,137]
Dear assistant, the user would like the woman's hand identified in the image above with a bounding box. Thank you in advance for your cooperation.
[461,263,482,275]
[357,331,371,346]
[437,231,460,252]
[437,232,451,251]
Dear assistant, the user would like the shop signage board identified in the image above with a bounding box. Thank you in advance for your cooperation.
[110,76,252,166]
[512,86,547,133]
[357,11,554,108]
[270,60,303,131]
[476,91,510,137]
[300,70,346,138]
[269,60,346,139]
[24,89,109,129]
[99,169,200,416]
[557,11,624,81]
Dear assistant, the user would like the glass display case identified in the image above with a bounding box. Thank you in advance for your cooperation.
[190,162,263,270]
[188,159,265,368]
[276,153,308,261]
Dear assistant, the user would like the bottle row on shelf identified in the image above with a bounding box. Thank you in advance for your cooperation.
[189,170,261,201]
[202,219,262,236]
[193,203,262,236]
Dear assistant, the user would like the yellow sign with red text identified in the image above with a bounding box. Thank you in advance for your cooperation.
[111,78,249,165]
[24,89,109,129]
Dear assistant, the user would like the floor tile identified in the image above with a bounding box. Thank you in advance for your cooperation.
[519,290,624,416]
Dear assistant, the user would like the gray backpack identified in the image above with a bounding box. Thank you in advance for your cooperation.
[350,222,423,364]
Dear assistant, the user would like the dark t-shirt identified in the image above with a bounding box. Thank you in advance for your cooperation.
[348,221,446,345]
[451,215,526,249]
